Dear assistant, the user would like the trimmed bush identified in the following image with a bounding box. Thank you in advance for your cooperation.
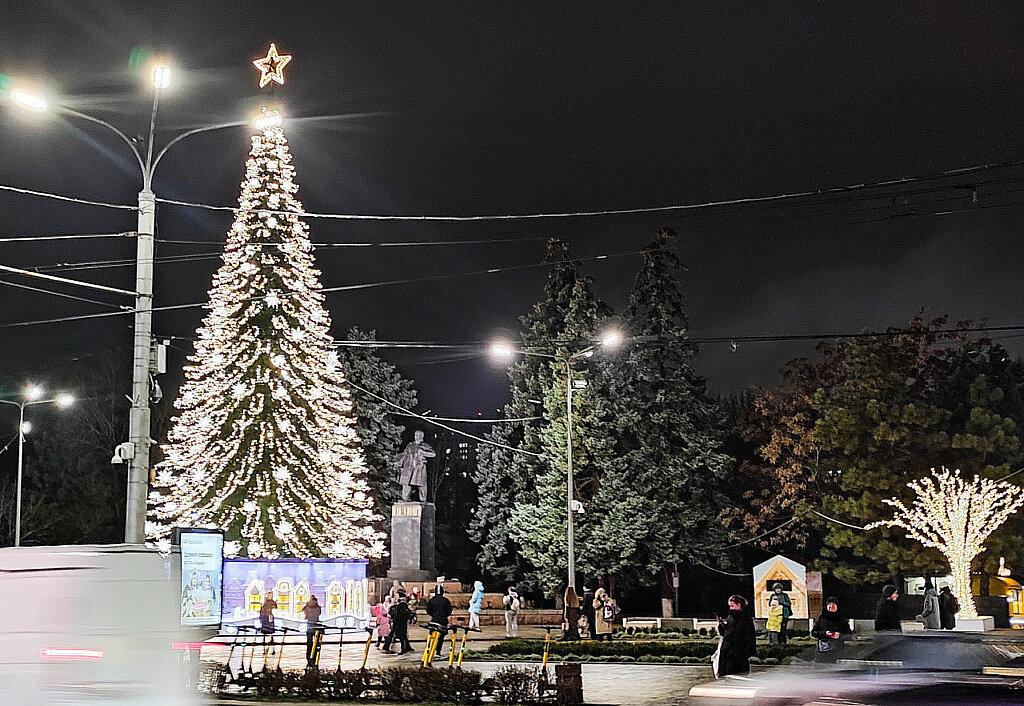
[480,638,806,663]
[491,664,542,704]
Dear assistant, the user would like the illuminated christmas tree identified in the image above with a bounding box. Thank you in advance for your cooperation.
[870,467,1024,619]
[147,46,384,559]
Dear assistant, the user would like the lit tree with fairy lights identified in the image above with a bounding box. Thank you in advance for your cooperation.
[869,467,1024,619]
[147,45,384,559]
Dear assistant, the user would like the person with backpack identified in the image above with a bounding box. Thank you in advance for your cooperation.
[938,586,960,630]
[503,587,521,637]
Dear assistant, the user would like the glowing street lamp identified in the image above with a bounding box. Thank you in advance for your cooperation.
[1,387,75,546]
[151,65,173,90]
[11,89,47,112]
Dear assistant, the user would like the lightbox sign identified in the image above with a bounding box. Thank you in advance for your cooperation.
[221,558,369,630]
[178,529,224,627]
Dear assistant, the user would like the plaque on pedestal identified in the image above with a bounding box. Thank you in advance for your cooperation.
[387,502,436,582]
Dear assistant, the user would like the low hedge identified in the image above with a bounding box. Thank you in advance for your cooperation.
[478,639,807,663]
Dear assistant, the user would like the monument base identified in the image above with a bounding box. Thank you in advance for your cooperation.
[387,502,436,582]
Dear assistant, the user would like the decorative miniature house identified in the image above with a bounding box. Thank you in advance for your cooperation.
[752,555,808,619]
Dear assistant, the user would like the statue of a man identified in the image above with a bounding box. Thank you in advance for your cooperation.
[398,430,435,502]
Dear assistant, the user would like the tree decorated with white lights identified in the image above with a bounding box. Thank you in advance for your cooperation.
[869,467,1024,619]
[147,45,384,559]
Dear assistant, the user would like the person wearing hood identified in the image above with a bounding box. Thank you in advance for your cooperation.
[917,581,941,630]
[874,584,901,631]
[468,580,484,630]
[811,597,851,662]
[716,595,756,677]
[426,586,453,655]
[938,586,959,630]
[503,587,521,637]
[770,582,793,643]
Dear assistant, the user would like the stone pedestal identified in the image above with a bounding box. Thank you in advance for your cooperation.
[387,502,436,582]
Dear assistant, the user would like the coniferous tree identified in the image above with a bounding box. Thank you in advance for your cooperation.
[470,239,610,590]
[586,228,731,600]
[148,110,383,559]
[336,327,418,510]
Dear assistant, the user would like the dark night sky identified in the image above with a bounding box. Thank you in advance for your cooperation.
[2,2,1024,417]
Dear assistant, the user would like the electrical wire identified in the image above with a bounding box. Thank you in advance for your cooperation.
[388,413,542,423]
[344,380,542,457]
[5,156,1024,222]
[0,232,131,243]
[721,517,801,550]
[0,278,128,310]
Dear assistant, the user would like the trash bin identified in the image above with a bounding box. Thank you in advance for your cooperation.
[555,662,583,704]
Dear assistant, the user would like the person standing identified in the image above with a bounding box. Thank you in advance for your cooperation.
[938,586,959,630]
[765,595,784,645]
[426,586,453,656]
[874,584,901,631]
[301,594,322,668]
[811,597,850,662]
[503,587,521,638]
[771,583,792,643]
[386,592,414,655]
[593,588,616,642]
[374,597,393,648]
[582,585,597,639]
[917,581,941,630]
[259,594,279,654]
[468,580,484,630]
[716,595,756,677]
[562,586,581,640]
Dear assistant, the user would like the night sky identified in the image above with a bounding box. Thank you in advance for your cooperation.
[2,2,1023,418]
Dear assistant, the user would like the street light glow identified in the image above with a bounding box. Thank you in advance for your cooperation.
[600,330,622,347]
[56,393,75,408]
[253,111,283,130]
[11,89,47,112]
[25,385,44,401]
[490,341,515,359]
[20,421,32,435]
[152,65,172,90]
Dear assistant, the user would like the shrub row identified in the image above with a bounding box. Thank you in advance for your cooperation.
[481,639,807,662]
[214,666,485,702]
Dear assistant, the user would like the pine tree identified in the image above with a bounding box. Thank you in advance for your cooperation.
[148,109,384,560]
[470,239,610,590]
[587,228,731,593]
[336,327,418,510]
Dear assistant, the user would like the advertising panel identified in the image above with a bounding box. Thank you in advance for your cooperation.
[178,529,224,626]
[221,558,369,630]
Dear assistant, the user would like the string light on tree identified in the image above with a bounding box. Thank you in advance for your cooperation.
[147,45,384,559]
[868,467,1024,619]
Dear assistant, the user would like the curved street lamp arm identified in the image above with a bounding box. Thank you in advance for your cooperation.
[150,119,249,174]
[58,107,147,180]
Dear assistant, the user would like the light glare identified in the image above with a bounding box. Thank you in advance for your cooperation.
[20,421,32,435]
[56,393,75,408]
[490,342,515,359]
[11,89,47,112]
[152,65,172,90]
[25,385,44,401]
[601,331,622,347]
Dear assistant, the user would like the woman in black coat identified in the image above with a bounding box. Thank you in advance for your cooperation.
[811,597,851,662]
[874,584,901,631]
[717,595,756,677]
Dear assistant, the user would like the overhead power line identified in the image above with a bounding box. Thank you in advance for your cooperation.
[344,380,542,458]
[3,156,1024,222]
[0,232,132,243]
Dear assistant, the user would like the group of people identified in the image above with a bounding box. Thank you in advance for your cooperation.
[560,585,620,641]
[714,581,964,677]
[370,584,417,655]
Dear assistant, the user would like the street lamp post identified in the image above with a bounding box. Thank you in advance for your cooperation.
[491,331,622,590]
[1,387,75,546]
[9,67,249,543]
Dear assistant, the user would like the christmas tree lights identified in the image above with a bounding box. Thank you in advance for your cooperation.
[147,105,384,560]
[869,467,1024,619]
